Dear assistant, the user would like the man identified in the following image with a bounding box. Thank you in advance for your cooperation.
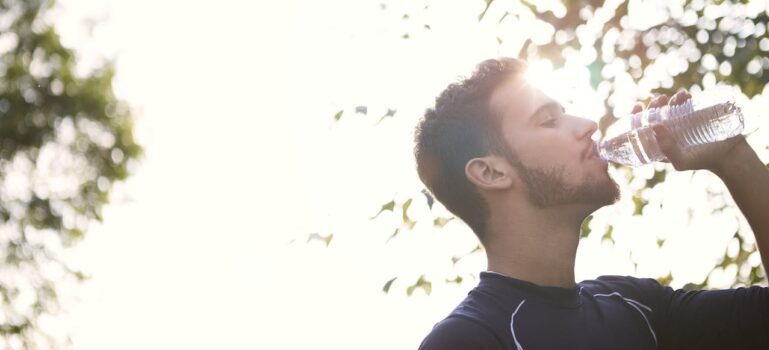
[414,57,769,350]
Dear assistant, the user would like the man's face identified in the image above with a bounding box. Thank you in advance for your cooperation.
[488,77,619,208]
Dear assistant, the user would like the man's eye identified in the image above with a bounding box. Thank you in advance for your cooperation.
[541,116,556,126]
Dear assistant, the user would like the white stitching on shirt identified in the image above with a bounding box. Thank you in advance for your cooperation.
[623,299,658,346]
[593,292,653,312]
[509,300,526,350]
[593,292,657,346]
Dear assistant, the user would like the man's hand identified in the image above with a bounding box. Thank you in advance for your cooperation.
[638,89,769,272]
[633,90,748,174]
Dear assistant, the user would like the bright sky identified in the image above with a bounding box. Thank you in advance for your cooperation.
[46,0,768,349]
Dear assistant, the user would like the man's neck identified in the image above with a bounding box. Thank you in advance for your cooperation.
[484,205,586,289]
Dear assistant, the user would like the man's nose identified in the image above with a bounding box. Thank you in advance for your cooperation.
[573,116,598,140]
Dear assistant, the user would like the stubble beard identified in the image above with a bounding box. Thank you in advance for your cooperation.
[514,162,620,208]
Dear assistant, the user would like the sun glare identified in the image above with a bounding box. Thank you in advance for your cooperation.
[524,58,608,123]
[524,59,554,87]
[524,59,568,104]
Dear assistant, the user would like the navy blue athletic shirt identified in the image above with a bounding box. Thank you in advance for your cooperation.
[418,271,769,350]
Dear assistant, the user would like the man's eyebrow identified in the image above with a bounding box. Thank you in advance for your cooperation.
[528,101,563,122]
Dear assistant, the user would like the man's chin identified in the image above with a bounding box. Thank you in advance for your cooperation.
[582,177,621,207]
[516,163,620,208]
[605,175,621,204]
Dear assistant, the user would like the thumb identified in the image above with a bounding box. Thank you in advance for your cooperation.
[652,124,682,165]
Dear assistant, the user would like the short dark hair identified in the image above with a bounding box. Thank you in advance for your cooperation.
[413,58,526,240]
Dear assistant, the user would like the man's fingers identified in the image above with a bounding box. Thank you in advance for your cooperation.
[653,124,683,167]
[640,91,690,166]
[669,89,691,106]
[648,95,669,109]
[631,103,644,114]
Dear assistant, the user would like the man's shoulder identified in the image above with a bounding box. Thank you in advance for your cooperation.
[418,280,525,350]
[579,275,670,306]
[418,316,506,350]
[580,275,665,293]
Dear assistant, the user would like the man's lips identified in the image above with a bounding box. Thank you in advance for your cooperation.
[583,142,599,161]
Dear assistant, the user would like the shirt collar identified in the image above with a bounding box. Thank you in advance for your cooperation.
[480,271,582,308]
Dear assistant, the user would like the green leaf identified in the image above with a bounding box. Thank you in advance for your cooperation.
[645,169,667,188]
[446,275,463,284]
[382,277,397,293]
[434,216,453,228]
[306,232,333,247]
[371,200,395,219]
[478,0,495,21]
[74,271,89,282]
[333,110,343,121]
[377,108,396,124]
[421,189,434,209]
[63,228,85,247]
[656,273,673,286]
[452,244,482,265]
[602,225,614,243]
[682,280,707,291]
[402,197,412,217]
[632,196,647,216]
[402,198,416,229]
[406,275,432,296]
[386,228,399,243]
[498,12,509,23]
[580,215,593,239]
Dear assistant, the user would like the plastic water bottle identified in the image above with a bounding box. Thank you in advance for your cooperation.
[598,98,745,167]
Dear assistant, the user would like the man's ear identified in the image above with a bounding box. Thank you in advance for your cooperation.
[465,156,514,191]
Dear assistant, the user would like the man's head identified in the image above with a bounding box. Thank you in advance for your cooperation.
[414,57,618,241]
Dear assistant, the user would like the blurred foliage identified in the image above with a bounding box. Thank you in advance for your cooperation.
[349,0,769,296]
[506,0,769,134]
[406,275,432,296]
[0,0,141,348]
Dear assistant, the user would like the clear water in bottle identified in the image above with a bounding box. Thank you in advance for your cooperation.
[598,100,744,167]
